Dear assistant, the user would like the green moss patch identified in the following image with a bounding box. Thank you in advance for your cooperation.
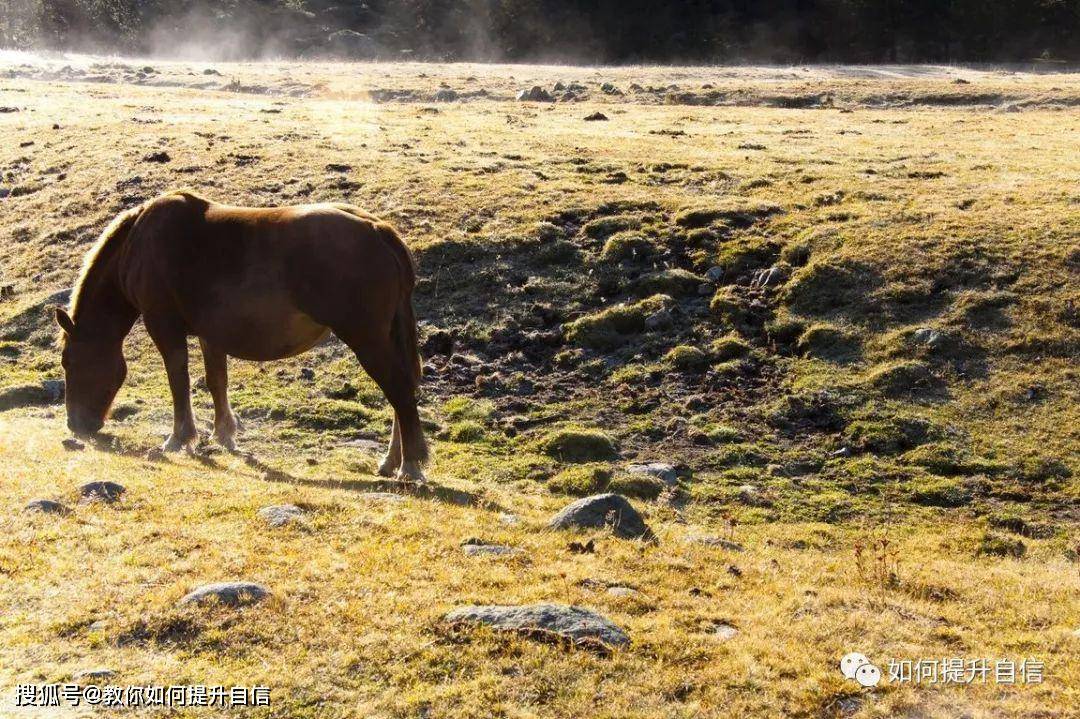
[539,428,618,462]
[565,294,671,349]
[547,464,613,495]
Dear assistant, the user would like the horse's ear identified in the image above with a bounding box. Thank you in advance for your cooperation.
[55,308,76,336]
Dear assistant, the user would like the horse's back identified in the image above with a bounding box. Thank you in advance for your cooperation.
[123,192,409,359]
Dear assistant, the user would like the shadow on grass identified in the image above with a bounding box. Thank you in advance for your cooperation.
[241,453,498,510]
[82,432,498,510]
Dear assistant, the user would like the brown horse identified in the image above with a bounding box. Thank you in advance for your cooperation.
[55,191,428,481]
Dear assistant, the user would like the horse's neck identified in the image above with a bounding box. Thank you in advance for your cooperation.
[73,256,138,341]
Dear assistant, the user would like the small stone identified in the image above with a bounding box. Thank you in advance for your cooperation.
[517,85,554,102]
[712,622,739,640]
[547,493,654,541]
[606,586,643,599]
[25,498,69,514]
[358,492,406,503]
[686,535,744,552]
[434,88,458,102]
[258,504,305,527]
[625,462,679,486]
[72,668,114,682]
[79,481,124,503]
[498,512,520,525]
[445,603,629,647]
[912,327,943,346]
[461,543,522,557]
[142,151,171,163]
[584,112,609,121]
[299,367,315,381]
[62,438,84,451]
[704,266,724,282]
[644,309,673,329]
[178,581,269,607]
[341,438,382,452]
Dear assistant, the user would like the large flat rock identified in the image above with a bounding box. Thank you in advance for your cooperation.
[178,581,270,607]
[445,603,630,647]
[547,493,654,540]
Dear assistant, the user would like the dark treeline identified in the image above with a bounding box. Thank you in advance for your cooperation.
[2,0,1078,62]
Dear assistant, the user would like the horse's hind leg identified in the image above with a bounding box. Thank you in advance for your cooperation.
[200,339,240,452]
[338,332,427,483]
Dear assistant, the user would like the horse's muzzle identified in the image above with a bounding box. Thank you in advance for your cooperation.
[67,412,103,436]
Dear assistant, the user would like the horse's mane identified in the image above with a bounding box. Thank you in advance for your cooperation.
[69,202,147,320]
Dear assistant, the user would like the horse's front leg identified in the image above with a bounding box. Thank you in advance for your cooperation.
[146,320,199,451]
[200,339,240,451]
[377,414,403,476]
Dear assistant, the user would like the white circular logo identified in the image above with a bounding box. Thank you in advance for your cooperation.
[855,663,882,687]
[840,652,870,679]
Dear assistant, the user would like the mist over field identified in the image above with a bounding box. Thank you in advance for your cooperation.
[0,2,1078,718]
[2,0,1079,63]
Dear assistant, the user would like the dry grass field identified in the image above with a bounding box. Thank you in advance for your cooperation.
[0,53,1078,717]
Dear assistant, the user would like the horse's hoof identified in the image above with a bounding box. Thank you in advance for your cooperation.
[377,458,399,477]
[396,463,427,484]
[162,432,198,452]
[215,433,239,453]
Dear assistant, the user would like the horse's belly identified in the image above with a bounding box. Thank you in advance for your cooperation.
[197,305,330,361]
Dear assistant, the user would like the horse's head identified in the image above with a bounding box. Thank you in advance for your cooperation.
[55,308,127,435]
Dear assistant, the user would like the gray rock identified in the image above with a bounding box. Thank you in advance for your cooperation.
[600,82,623,95]
[461,543,522,557]
[704,266,725,282]
[605,586,644,599]
[72,668,114,682]
[258,504,304,527]
[358,492,406,503]
[434,88,458,102]
[736,484,771,507]
[625,462,679,486]
[750,265,788,289]
[686,535,744,552]
[25,498,69,514]
[644,309,673,329]
[912,327,943,347]
[79,481,124,503]
[445,603,629,647]
[178,581,269,607]
[712,622,739,640]
[498,513,520,525]
[341,438,382,452]
[517,85,554,102]
[547,493,654,540]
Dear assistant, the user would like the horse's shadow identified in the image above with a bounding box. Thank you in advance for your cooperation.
[241,453,495,510]
[86,433,495,509]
